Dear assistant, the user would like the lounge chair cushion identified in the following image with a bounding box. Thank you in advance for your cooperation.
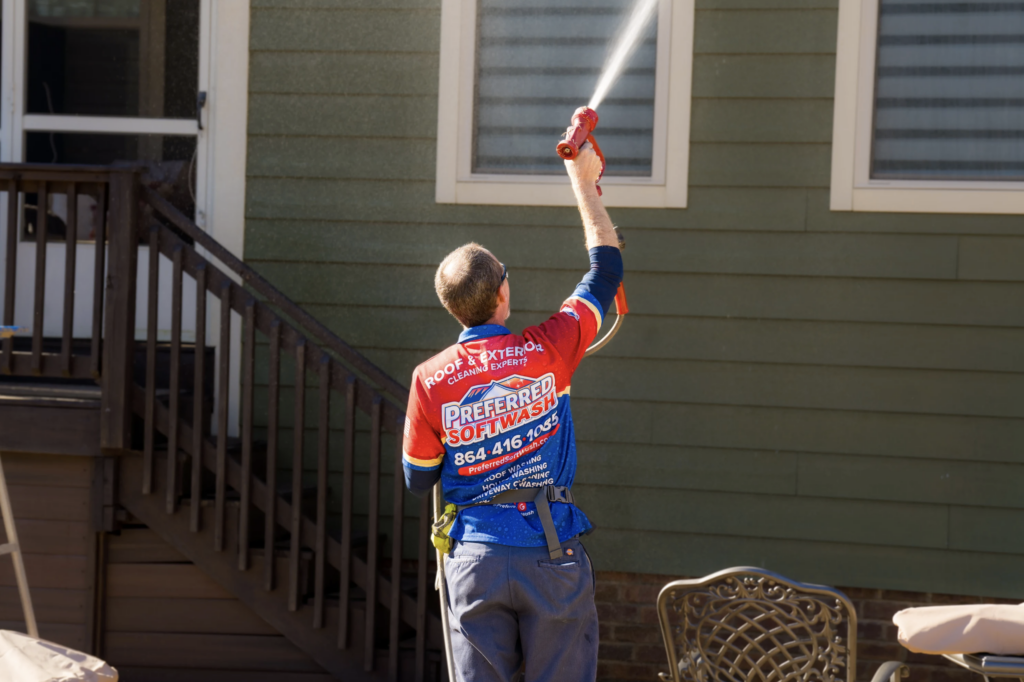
[0,629,117,681]
[895,604,1024,655]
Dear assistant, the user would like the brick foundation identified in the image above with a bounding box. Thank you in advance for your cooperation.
[595,570,1016,682]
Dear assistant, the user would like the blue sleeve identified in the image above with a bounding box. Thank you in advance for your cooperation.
[572,246,623,317]
[404,465,440,498]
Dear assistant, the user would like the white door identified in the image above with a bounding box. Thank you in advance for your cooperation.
[0,0,250,432]
[0,0,211,342]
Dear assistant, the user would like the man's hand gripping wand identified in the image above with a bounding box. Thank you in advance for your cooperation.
[556,107,606,195]
[556,106,629,357]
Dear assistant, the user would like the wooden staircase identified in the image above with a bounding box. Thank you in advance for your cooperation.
[0,164,447,681]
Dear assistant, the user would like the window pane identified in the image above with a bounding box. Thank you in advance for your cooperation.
[23,132,196,241]
[872,1,1024,181]
[27,0,199,118]
[473,0,657,177]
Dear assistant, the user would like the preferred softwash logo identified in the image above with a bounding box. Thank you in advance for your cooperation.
[442,373,557,448]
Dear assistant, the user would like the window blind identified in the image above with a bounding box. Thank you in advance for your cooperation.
[872,1,1024,181]
[473,0,657,176]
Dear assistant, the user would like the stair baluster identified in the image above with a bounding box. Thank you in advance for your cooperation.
[215,279,231,551]
[143,225,159,495]
[59,181,77,376]
[314,354,331,628]
[290,338,306,612]
[167,244,184,514]
[191,264,208,533]
[365,394,383,673]
[239,298,256,570]
[265,318,281,590]
[389,415,406,681]
[339,374,357,650]
[31,181,47,374]
[89,182,106,378]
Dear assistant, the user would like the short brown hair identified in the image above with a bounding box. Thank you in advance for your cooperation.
[435,243,503,328]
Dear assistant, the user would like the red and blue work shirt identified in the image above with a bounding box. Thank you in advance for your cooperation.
[402,246,623,547]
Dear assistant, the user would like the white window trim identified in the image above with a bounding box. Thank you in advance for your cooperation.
[831,0,1024,214]
[435,0,694,208]
[20,114,199,136]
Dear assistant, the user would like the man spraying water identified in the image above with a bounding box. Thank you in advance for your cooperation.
[402,143,621,680]
[401,2,657,677]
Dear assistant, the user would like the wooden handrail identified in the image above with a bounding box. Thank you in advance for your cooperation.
[138,221,442,677]
[141,186,410,409]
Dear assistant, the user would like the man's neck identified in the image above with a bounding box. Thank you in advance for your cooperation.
[475,314,507,328]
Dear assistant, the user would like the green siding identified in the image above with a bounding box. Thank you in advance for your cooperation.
[694,10,838,54]
[690,100,834,143]
[246,1,1024,598]
[249,94,437,138]
[692,55,836,98]
[250,52,439,95]
[251,231,964,280]
[250,303,1024,373]
[250,9,440,52]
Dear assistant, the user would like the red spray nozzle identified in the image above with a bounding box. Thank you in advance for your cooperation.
[556,107,599,160]
[556,106,606,195]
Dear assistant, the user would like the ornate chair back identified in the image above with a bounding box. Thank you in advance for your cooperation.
[656,567,858,682]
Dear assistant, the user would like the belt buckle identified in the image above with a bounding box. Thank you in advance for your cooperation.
[547,487,571,504]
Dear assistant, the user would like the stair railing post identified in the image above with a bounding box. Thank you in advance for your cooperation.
[100,168,140,453]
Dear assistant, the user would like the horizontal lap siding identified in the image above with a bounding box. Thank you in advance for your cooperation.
[0,453,92,651]
[246,2,1024,597]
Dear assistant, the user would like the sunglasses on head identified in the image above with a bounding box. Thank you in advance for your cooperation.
[496,263,507,292]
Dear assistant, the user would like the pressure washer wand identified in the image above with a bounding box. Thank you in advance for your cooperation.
[556,106,606,196]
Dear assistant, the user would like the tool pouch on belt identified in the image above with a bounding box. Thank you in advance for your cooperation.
[431,503,458,555]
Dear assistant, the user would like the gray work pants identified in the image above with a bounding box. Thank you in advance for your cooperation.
[444,538,599,682]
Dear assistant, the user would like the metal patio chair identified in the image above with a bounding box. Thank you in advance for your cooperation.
[942,654,1024,682]
[656,566,909,682]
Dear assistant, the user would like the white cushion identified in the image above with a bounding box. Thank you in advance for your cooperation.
[0,629,117,682]
[895,604,1024,655]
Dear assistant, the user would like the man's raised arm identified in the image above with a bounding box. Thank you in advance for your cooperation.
[563,143,623,321]
[565,143,620,251]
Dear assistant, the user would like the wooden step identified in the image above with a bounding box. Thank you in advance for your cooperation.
[117,451,446,681]
[0,378,101,456]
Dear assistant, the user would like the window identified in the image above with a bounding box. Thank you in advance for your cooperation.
[832,0,1024,213]
[21,0,201,242]
[436,0,694,208]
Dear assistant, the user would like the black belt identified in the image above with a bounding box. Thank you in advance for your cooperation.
[457,485,575,560]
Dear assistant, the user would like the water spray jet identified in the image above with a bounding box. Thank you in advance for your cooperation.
[555,0,660,194]
[588,0,659,111]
